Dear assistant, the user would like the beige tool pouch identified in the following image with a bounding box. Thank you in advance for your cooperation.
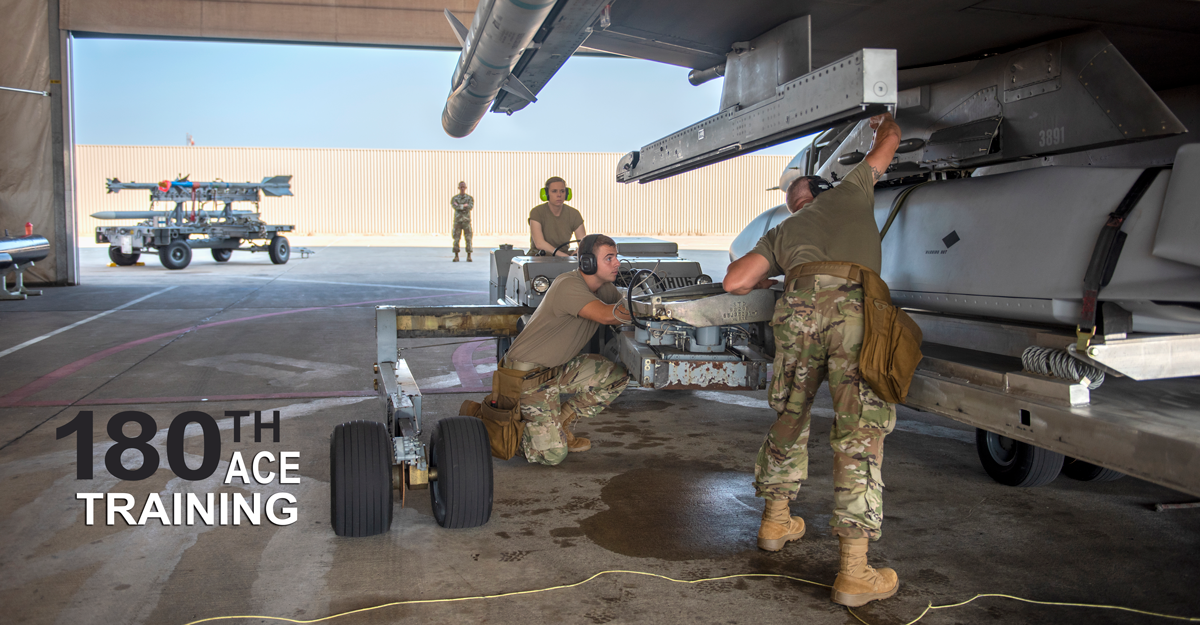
[464,363,559,460]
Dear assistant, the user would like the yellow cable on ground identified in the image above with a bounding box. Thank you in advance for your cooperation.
[182,570,1199,625]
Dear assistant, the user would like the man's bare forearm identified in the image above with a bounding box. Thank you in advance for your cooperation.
[866,113,902,182]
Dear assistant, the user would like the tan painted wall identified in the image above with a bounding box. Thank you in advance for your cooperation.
[60,0,477,48]
[76,145,791,237]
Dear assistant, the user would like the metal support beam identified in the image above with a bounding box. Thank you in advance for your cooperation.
[390,305,536,338]
[617,48,896,184]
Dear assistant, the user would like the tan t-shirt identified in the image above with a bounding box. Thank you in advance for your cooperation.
[529,202,584,254]
[750,160,882,276]
[505,270,622,368]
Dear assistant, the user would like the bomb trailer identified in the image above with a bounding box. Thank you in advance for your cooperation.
[93,176,296,270]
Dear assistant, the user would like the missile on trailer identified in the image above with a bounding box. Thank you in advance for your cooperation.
[105,175,293,197]
[441,1,554,138]
[90,210,257,220]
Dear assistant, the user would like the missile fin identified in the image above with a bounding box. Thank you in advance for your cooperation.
[500,74,538,104]
[260,175,293,196]
[444,9,469,47]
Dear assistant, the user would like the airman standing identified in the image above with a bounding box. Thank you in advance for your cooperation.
[451,181,474,262]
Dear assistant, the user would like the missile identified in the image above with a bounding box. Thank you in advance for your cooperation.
[90,211,256,220]
[105,175,293,197]
[0,234,50,269]
[441,1,553,138]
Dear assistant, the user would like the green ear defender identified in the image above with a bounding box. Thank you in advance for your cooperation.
[540,187,573,202]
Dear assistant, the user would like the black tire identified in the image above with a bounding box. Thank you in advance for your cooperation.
[975,428,1063,487]
[211,248,233,263]
[1063,457,1126,482]
[330,420,394,537]
[269,236,290,264]
[159,240,192,270]
[429,416,493,529]
[108,246,140,266]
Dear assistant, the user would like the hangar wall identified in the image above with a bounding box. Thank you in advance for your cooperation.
[76,146,792,236]
[0,0,76,286]
[59,0,476,49]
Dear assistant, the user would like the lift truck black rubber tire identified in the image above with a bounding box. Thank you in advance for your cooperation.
[108,246,140,266]
[429,416,493,529]
[1063,457,1126,482]
[160,240,192,270]
[976,428,1063,487]
[329,420,394,537]
[269,235,290,264]
[212,248,233,263]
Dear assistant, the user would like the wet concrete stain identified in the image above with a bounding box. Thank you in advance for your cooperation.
[579,460,761,561]
[549,527,585,538]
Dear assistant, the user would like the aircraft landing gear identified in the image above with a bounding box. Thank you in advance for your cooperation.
[975,428,1064,487]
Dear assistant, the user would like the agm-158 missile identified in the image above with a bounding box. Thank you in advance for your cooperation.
[90,210,257,220]
[105,175,293,197]
[441,1,553,138]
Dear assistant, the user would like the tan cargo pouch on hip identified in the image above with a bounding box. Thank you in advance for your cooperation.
[463,363,559,460]
[786,261,924,404]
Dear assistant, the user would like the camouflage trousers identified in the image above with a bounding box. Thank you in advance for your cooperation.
[452,218,472,253]
[755,275,896,540]
[519,354,629,466]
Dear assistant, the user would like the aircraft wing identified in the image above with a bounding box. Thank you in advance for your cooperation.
[453,0,1198,181]
[492,0,1200,117]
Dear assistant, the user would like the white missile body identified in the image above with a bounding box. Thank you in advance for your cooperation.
[441,0,554,138]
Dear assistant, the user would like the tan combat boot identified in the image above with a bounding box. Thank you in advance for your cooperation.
[467,252,473,262]
[453,252,460,262]
[757,499,805,551]
[559,406,591,452]
[830,536,899,607]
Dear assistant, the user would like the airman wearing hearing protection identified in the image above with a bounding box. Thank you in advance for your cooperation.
[500,234,630,465]
[529,176,586,257]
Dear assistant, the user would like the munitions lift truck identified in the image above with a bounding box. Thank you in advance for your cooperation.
[328,239,779,537]
[94,176,298,270]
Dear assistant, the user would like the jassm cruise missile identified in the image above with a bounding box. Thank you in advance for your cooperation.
[441,0,554,138]
[90,210,257,220]
[105,175,293,197]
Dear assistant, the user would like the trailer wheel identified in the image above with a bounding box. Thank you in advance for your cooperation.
[330,420,394,537]
[211,248,233,262]
[1063,457,1126,482]
[269,236,290,264]
[160,241,192,270]
[975,428,1063,487]
[429,416,493,529]
[108,246,140,266]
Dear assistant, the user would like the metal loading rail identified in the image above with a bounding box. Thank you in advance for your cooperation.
[906,313,1200,497]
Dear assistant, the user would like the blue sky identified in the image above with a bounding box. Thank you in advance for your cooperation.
[72,37,811,156]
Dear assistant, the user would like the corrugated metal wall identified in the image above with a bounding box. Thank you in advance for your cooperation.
[76,146,792,236]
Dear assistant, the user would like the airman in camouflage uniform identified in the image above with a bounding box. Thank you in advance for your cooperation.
[519,353,628,466]
[723,113,904,607]
[756,277,896,538]
[501,235,632,466]
[451,181,473,262]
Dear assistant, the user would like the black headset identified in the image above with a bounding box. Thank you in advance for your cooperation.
[806,176,833,197]
[578,234,600,275]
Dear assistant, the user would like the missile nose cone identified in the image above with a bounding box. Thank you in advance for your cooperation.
[441,106,477,139]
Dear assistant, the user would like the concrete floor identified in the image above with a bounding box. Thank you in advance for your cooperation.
[1,238,1197,625]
